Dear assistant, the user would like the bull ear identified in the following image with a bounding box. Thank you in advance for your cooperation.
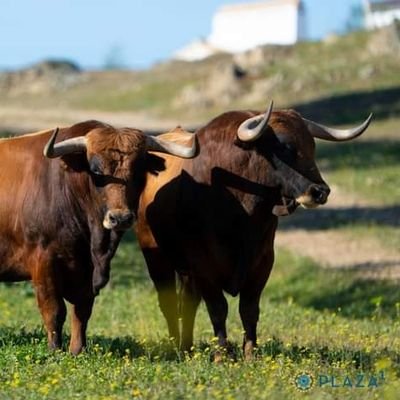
[237,101,273,142]
[43,128,87,158]
[303,114,372,142]
[145,133,198,158]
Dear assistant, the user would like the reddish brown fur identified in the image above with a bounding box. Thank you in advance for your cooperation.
[0,121,154,354]
[136,109,329,359]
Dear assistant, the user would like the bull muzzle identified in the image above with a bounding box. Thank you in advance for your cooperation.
[271,155,330,211]
[103,210,134,230]
[296,183,330,208]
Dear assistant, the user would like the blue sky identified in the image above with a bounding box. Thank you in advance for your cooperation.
[1,0,361,70]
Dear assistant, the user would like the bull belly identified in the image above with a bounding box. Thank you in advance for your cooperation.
[0,266,31,282]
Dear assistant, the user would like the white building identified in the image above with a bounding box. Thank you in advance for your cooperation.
[173,39,221,62]
[209,0,305,52]
[174,0,306,61]
[364,0,400,29]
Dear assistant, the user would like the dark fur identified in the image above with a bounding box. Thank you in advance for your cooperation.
[0,120,148,354]
[136,109,329,358]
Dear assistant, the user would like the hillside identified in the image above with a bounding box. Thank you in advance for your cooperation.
[1,25,400,400]
[0,25,399,129]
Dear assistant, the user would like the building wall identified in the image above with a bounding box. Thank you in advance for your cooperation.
[173,39,219,62]
[365,0,400,29]
[366,9,400,28]
[208,0,302,53]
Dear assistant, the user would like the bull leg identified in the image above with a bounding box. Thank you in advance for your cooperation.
[239,253,272,361]
[155,278,179,343]
[34,283,66,351]
[239,289,262,361]
[69,297,95,355]
[31,254,66,350]
[143,249,179,343]
[179,275,201,352]
[202,289,228,362]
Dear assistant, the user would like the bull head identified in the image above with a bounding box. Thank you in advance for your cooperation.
[43,128,197,159]
[43,126,198,231]
[237,101,372,215]
[238,102,372,143]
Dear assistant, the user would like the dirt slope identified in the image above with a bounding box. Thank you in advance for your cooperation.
[276,187,400,279]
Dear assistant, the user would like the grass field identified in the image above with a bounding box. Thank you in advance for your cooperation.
[1,30,399,126]
[0,233,399,399]
[317,139,400,205]
[0,118,399,400]
[0,28,399,396]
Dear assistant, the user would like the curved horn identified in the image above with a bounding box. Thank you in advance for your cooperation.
[303,114,373,142]
[43,128,87,158]
[237,100,274,142]
[145,134,198,159]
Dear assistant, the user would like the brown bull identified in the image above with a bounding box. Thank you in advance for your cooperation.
[135,102,371,359]
[0,120,196,354]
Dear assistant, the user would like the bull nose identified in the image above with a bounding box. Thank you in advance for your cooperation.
[120,212,134,226]
[104,210,134,230]
[309,184,330,205]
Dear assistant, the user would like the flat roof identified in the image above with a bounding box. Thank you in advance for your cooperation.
[217,0,301,14]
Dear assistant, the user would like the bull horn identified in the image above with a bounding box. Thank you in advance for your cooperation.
[145,134,198,158]
[43,128,87,158]
[303,114,373,142]
[237,100,274,142]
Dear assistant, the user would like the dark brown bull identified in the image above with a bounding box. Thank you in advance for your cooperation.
[0,120,196,354]
[135,103,371,359]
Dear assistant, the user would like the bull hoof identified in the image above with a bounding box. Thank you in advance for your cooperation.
[48,343,62,352]
[47,335,62,352]
[213,351,225,363]
[179,339,194,355]
[243,342,255,361]
[69,343,85,356]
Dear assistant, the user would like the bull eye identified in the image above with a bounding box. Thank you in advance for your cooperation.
[90,156,104,176]
[273,134,297,160]
[274,141,297,163]
[284,143,297,158]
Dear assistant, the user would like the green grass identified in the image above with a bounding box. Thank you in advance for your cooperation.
[279,134,400,253]
[339,224,400,252]
[280,203,400,252]
[316,139,400,205]
[73,31,400,120]
[259,32,400,108]
[70,76,192,113]
[0,131,13,138]
[0,27,398,398]
[0,235,399,399]
[1,30,399,124]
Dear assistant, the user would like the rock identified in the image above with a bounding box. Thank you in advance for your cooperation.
[367,21,400,56]
[0,59,83,96]
[323,33,340,45]
[358,65,376,79]
[173,61,248,109]
[242,73,284,104]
